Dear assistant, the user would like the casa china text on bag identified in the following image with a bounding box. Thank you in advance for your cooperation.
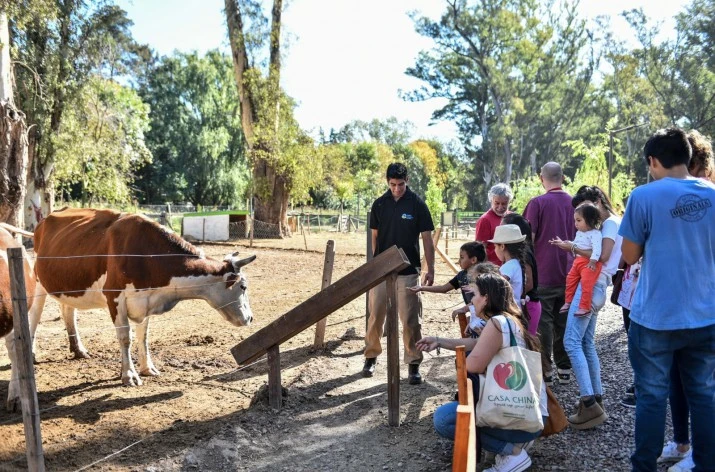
[475,317,544,433]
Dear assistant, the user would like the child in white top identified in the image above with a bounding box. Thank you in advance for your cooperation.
[558,203,603,316]
[488,224,529,307]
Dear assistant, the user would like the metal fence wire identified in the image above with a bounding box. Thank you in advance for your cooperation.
[229,219,281,239]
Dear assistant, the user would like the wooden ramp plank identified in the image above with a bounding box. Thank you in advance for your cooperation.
[231,245,410,365]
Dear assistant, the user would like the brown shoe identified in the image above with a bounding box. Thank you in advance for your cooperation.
[568,399,606,430]
[572,396,607,420]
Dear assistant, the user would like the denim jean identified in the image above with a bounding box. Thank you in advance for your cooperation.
[628,322,715,472]
[670,363,690,445]
[433,401,543,454]
[563,273,607,397]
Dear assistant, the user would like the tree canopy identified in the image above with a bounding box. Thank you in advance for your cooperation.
[2,0,713,226]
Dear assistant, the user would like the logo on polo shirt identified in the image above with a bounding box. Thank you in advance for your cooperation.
[669,194,711,222]
[401,213,414,220]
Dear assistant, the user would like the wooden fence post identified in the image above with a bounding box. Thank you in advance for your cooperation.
[249,216,254,248]
[8,247,45,472]
[267,345,282,409]
[385,273,400,426]
[313,240,336,348]
[300,221,308,251]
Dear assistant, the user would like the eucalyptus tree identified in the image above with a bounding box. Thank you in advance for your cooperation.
[0,8,29,226]
[406,0,599,200]
[625,1,715,138]
[225,0,320,236]
[9,0,145,226]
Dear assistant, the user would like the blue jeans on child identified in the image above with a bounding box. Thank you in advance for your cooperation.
[433,401,543,454]
[563,273,607,397]
[628,321,715,472]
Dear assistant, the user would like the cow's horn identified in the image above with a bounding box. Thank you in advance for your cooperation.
[232,254,256,271]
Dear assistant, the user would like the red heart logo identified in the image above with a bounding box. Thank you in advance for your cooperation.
[493,363,513,389]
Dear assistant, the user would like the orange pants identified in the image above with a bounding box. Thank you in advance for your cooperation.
[565,257,603,311]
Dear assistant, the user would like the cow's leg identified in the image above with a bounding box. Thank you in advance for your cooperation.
[28,282,48,363]
[61,304,90,359]
[136,318,160,377]
[110,301,141,386]
[5,334,20,412]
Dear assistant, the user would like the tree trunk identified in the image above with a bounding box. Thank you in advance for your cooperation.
[0,12,29,227]
[22,18,52,230]
[252,156,288,236]
[22,2,74,229]
[269,0,282,132]
[225,0,288,237]
[225,0,256,145]
[0,12,11,102]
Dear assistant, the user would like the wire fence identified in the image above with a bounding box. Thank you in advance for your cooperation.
[0,247,470,471]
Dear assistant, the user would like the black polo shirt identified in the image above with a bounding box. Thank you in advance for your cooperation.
[369,187,434,275]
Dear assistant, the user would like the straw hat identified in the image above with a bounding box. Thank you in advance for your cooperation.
[488,224,526,244]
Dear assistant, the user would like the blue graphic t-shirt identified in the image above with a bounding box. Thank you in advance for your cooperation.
[619,177,715,330]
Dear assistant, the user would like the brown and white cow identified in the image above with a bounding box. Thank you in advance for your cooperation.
[30,208,255,386]
[1,226,37,411]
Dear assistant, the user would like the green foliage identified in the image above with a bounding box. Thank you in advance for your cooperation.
[424,179,447,228]
[510,175,543,214]
[563,137,635,214]
[241,67,323,206]
[137,50,250,206]
[625,5,715,137]
[53,77,151,204]
[11,0,148,190]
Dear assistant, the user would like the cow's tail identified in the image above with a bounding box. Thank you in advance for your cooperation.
[0,222,34,238]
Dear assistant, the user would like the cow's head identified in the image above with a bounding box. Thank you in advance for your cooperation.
[211,252,256,326]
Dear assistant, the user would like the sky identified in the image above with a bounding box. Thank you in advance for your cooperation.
[115,0,689,143]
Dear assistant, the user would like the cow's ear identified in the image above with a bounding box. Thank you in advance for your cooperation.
[231,254,256,272]
[224,272,239,289]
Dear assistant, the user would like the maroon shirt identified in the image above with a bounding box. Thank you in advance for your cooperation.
[475,208,509,266]
[523,189,575,287]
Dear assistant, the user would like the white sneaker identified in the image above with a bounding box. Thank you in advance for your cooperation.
[557,368,572,384]
[484,449,532,472]
[668,454,695,472]
[658,441,691,463]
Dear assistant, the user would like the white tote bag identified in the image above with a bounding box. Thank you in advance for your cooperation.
[475,319,544,433]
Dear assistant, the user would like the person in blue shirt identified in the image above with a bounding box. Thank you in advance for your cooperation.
[619,127,715,472]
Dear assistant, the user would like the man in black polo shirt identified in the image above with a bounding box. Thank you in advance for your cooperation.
[363,162,435,384]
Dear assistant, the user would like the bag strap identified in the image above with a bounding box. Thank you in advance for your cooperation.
[505,317,517,347]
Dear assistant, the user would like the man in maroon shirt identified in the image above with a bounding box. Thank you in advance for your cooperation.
[523,162,575,386]
[475,183,513,265]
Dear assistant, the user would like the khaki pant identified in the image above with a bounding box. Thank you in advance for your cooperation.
[364,274,423,365]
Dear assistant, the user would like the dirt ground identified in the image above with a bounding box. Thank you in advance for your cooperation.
[0,233,673,471]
